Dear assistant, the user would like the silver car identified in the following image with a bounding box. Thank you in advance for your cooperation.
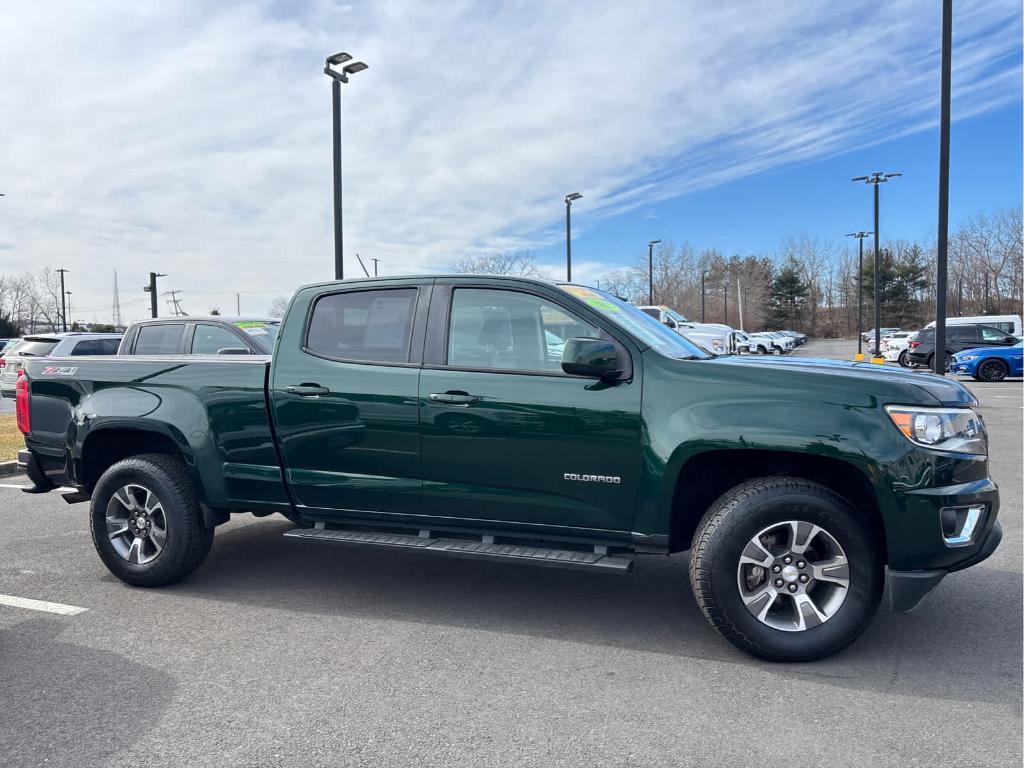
[0,333,122,398]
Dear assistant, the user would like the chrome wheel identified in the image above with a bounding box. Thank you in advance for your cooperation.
[106,484,168,564]
[736,520,849,632]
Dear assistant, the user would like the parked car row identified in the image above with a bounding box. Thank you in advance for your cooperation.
[636,305,805,356]
[868,314,1021,382]
[0,317,281,398]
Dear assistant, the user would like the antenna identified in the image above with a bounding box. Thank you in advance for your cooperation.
[112,271,122,327]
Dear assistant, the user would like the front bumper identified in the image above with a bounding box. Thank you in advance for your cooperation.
[882,521,1002,612]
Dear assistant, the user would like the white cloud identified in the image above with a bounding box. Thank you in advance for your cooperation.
[0,0,1019,321]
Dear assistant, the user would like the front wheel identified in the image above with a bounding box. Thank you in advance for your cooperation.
[689,477,882,662]
[90,454,214,587]
[975,359,1008,382]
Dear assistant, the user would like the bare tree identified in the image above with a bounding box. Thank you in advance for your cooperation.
[452,251,540,277]
[268,296,290,318]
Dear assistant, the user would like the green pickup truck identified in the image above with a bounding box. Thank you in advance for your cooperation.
[17,276,1001,661]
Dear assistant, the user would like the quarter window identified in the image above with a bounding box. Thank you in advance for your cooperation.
[980,326,1010,342]
[306,288,417,363]
[134,324,185,355]
[447,288,600,373]
[70,339,120,355]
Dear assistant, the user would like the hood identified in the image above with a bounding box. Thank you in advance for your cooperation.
[711,354,977,407]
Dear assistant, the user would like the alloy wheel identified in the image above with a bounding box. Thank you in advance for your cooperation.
[736,520,850,632]
[105,484,168,564]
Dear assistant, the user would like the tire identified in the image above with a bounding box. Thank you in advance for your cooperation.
[897,350,909,368]
[90,454,214,587]
[927,353,952,373]
[975,358,1008,382]
[689,477,882,662]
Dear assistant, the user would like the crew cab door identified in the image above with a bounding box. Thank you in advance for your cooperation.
[418,280,642,535]
[269,282,430,520]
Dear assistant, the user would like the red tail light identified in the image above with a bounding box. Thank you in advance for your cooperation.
[0,358,6,368]
[909,340,920,348]
[15,369,30,434]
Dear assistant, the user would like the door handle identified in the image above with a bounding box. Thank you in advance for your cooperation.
[285,384,330,397]
[429,391,480,406]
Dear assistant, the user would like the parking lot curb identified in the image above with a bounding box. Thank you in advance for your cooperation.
[0,461,20,478]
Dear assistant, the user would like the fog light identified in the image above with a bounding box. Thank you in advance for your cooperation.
[940,505,984,547]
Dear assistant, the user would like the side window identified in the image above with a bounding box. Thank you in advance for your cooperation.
[950,326,978,342]
[70,339,119,356]
[447,288,600,373]
[134,324,185,355]
[980,326,1010,342]
[192,324,247,354]
[306,288,417,363]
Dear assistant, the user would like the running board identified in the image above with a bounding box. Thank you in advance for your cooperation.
[283,527,633,574]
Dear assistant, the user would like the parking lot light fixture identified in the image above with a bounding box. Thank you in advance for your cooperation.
[325,52,369,281]
[846,231,873,360]
[852,172,901,363]
[647,240,662,304]
[564,193,582,281]
[701,269,708,322]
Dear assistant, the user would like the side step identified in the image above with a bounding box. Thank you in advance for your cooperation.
[283,527,633,574]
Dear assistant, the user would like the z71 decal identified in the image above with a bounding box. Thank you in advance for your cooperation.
[41,366,79,376]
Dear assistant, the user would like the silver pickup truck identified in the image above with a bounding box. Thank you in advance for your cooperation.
[637,305,734,354]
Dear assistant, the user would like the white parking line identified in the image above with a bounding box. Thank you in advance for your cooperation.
[0,593,88,616]
[0,483,30,490]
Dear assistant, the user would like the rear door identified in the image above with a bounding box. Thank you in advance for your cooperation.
[269,281,430,520]
[418,280,642,534]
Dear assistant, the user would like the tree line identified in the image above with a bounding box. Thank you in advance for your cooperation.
[458,207,1022,337]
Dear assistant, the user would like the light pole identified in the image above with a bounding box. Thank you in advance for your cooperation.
[325,52,368,281]
[56,268,70,332]
[846,231,873,360]
[723,279,728,325]
[371,258,379,277]
[701,269,708,322]
[565,193,582,281]
[65,291,72,327]
[852,172,901,362]
[933,0,952,375]
[647,239,662,304]
[144,272,167,318]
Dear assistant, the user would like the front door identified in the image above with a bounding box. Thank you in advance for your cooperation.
[269,283,428,520]
[418,283,642,535]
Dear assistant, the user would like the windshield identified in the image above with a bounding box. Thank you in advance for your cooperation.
[233,320,280,353]
[665,308,689,324]
[558,286,711,359]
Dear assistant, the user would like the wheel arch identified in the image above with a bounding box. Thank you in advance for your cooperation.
[668,449,886,559]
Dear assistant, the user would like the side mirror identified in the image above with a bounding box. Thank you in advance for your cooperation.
[216,347,250,355]
[664,318,677,329]
[561,338,622,380]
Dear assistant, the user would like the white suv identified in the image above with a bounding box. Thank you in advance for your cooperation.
[0,333,122,398]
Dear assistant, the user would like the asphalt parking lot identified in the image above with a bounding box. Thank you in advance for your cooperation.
[0,338,1020,768]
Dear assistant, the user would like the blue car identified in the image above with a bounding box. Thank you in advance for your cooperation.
[950,340,1023,382]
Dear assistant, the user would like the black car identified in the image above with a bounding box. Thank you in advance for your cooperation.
[906,324,1018,369]
[118,317,280,356]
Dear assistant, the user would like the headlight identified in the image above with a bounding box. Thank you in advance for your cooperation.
[958,355,979,361]
[885,406,987,455]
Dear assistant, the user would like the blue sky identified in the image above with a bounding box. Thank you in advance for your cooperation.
[0,1,1020,320]
[548,102,1023,271]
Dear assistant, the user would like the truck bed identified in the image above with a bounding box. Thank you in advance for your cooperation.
[22,355,290,515]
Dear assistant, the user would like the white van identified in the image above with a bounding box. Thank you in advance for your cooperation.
[925,315,1021,337]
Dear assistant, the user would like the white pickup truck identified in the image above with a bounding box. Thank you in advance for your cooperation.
[637,305,734,354]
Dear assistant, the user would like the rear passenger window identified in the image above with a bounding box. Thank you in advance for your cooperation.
[306,289,417,363]
[950,327,979,341]
[70,339,120,355]
[134,324,185,355]
[981,326,1011,342]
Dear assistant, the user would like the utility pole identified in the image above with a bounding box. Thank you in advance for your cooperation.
[846,231,872,360]
[56,268,70,331]
[933,0,952,375]
[144,272,166,318]
[236,293,241,315]
[701,269,708,322]
[723,280,728,325]
[852,172,901,362]
[324,52,368,281]
[647,239,662,305]
[65,291,72,327]
[737,278,744,331]
[565,193,582,281]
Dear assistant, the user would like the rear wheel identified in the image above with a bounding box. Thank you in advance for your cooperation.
[90,454,214,587]
[927,353,952,373]
[976,358,1008,382]
[689,477,882,662]
[897,350,909,367]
